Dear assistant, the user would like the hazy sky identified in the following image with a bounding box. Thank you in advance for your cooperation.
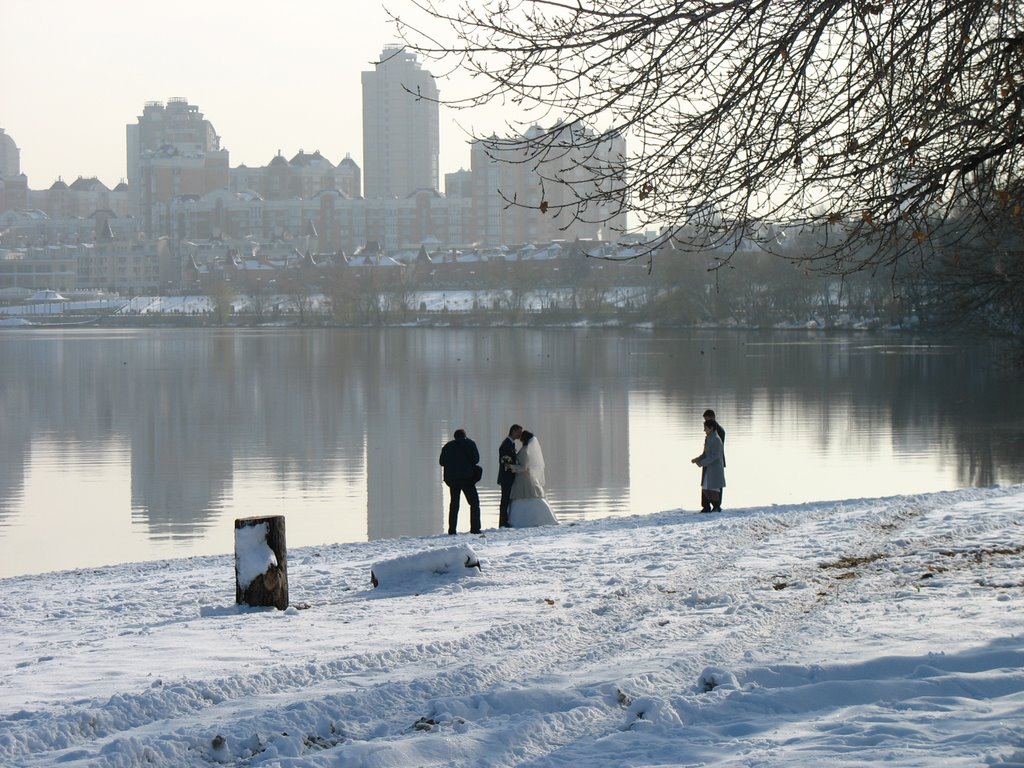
[1,0,494,188]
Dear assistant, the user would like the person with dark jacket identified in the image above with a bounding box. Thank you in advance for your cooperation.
[703,409,726,446]
[439,428,482,534]
[496,424,523,528]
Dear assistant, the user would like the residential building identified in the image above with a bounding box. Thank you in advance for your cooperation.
[0,244,79,292]
[468,122,628,246]
[229,150,361,201]
[361,46,439,198]
[0,128,20,177]
[25,176,130,219]
[0,127,27,213]
[0,208,165,293]
[0,207,141,247]
[76,237,173,293]
[0,175,28,215]
[444,168,473,199]
[159,187,469,254]
[127,99,229,235]
[335,154,361,199]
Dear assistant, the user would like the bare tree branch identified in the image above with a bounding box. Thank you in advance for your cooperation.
[390,0,1024,279]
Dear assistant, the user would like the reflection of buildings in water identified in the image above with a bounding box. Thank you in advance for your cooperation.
[130,420,233,538]
[125,335,234,537]
[125,330,393,543]
[4,328,1021,560]
[0,417,30,527]
[363,331,448,539]
[0,328,634,543]
[365,434,441,539]
[363,356,443,539]
[658,332,1024,494]
[358,330,631,537]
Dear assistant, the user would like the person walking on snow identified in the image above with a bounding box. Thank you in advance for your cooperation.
[692,419,726,513]
[701,408,726,508]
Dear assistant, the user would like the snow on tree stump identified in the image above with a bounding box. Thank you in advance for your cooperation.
[370,544,481,589]
[235,515,288,610]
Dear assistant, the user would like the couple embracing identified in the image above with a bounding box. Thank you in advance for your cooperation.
[498,424,558,529]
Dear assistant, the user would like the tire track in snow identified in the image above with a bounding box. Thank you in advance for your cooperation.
[6,489,1021,766]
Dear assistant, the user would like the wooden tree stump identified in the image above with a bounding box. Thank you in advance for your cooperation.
[234,515,288,610]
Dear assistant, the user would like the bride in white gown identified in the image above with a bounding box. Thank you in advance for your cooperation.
[507,430,558,527]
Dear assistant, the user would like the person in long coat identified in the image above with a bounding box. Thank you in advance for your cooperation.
[702,408,726,506]
[691,419,726,512]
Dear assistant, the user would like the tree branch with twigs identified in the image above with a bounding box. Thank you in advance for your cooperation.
[389,0,1023,288]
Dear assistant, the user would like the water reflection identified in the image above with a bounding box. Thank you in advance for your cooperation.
[0,328,1020,577]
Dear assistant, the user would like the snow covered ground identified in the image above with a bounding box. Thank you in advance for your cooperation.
[2,486,1023,767]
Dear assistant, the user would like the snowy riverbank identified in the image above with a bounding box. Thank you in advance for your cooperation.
[2,486,1023,767]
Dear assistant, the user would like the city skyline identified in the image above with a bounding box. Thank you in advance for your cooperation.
[2,0,499,190]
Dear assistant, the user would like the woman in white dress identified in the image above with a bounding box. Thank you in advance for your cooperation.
[507,430,558,527]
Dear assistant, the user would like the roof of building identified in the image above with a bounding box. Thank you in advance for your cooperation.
[290,150,334,168]
[69,176,110,192]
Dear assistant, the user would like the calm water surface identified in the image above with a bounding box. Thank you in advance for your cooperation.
[0,327,1021,577]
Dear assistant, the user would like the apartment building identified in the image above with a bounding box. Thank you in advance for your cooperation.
[127,99,229,235]
[159,187,469,254]
[0,209,168,293]
[230,150,361,201]
[468,122,628,246]
[361,46,439,199]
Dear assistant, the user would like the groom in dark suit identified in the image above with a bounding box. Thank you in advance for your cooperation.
[497,424,523,528]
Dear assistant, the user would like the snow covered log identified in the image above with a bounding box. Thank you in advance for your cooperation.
[370,544,481,588]
[234,516,289,610]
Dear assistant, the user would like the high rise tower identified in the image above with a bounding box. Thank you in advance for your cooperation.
[361,46,439,199]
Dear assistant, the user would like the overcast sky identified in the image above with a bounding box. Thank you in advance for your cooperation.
[1,0,492,188]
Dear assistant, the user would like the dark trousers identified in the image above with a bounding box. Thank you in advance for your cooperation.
[447,479,481,534]
[701,488,722,512]
[498,479,514,527]
[699,467,723,512]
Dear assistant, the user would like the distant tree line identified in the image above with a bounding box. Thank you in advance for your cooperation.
[187,243,1000,331]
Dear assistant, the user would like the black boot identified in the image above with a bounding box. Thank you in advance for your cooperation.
[708,489,722,512]
[699,489,712,513]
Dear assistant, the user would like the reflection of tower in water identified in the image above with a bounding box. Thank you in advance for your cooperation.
[129,334,235,538]
[361,329,631,537]
[364,396,442,540]
[363,330,446,540]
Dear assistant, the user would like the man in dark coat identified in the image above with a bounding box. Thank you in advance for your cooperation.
[439,428,482,534]
[703,409,726,446]
[496,424,523,528]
